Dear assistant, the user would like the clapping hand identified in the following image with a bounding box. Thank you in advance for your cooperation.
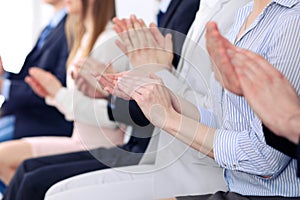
[25,67,62,98]
[113,15,173,72]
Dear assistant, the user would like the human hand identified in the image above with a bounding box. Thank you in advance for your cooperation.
[0,55,6,76]
[205,21,242,95]
[72,58,113,98]
[25,76,49,98]
[113,15,173,71]
[231,49,300,143]
[116,73,178,128]
[74,75,108,98]
[26,67,62,98]
[72,57,115,79]
[98,71,130,100]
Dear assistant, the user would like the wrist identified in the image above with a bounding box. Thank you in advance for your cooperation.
[51,85,62,98]
[164,109,181,135]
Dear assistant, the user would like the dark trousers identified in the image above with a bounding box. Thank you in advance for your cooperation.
[176,191,300,200]
[4,138,148,200]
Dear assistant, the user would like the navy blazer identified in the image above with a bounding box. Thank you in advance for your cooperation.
[1,15,73,139]
[159,0,200,68]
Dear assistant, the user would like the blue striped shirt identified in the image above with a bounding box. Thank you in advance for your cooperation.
[212,0,300,196]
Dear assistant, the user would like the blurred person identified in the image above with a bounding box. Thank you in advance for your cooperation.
[2,1,201,199]
[44,0,256,199]
[205,27,300,178]
[0,0,125,190]
[0,0,73,142]
[46,0,300,199]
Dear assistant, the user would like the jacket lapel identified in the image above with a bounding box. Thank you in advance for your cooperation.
[39,15,67,52]
[30,15,67,61]
[178,0,230,71]
[194,0,230,41]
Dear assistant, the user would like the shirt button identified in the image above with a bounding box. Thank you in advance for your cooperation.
[233,164,237,168]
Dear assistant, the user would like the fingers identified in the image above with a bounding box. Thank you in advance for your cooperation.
[25,76,49,97]
[131,15,147,46]
[115,20,134,53]
[164,34,173,53]
[238,49,280,78]
[149,23,165,48]
[115,39,128,55]
[232,51,270,84]
[28,67,50,87]
[113,17,127,33]
[97,73,122,92]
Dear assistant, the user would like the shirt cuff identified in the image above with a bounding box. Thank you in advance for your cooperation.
[45,87,66,107]
[1,79,11,100]
[214,129,241,170]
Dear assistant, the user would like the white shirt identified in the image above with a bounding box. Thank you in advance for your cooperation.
[159,0,172,13]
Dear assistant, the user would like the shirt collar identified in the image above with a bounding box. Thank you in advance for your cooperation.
[159,0,172,13]
[272,0,299,8]
[49,8,67,28]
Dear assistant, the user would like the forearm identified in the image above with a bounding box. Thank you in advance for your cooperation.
[171,94,200,121]
[163,110,215,158]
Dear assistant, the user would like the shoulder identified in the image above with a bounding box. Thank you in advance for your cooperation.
[93,22,117,49]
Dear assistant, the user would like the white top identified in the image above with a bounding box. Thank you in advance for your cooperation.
[46,22,129,148]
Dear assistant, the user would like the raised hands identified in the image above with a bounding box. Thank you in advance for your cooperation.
[206,21,300,143]
[205,21,242,95]
[229,49,300,143]
[25,67,62,98]
[113,15,173,71]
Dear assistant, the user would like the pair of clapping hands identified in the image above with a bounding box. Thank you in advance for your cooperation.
[24,15,300,143]
[25,57,112,100]
[103,18,300,143]
[24,15,173,102]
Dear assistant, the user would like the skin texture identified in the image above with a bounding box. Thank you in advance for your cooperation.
[99,16,216,158]
[206,21,300,144]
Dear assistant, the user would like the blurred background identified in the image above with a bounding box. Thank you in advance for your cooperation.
[0,0,159,74]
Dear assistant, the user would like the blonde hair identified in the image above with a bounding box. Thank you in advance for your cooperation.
[65,0,116,67]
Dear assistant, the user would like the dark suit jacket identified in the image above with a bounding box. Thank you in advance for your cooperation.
[159,0,200,68]
[1,15,73,139]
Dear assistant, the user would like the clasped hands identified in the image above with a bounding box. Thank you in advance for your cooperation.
[97,15,181,128]
[25,57,112,99]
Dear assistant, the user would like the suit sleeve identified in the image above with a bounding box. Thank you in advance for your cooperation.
[2,35,68,114]
[107,96,150,127]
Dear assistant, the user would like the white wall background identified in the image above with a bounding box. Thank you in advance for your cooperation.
[0,0,158,74]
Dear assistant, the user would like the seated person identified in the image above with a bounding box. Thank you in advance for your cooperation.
[205,25,300,177]
[0,0,124,189]
[45,0,300,199]
[0,0,73,142]
[2,0,201,199]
